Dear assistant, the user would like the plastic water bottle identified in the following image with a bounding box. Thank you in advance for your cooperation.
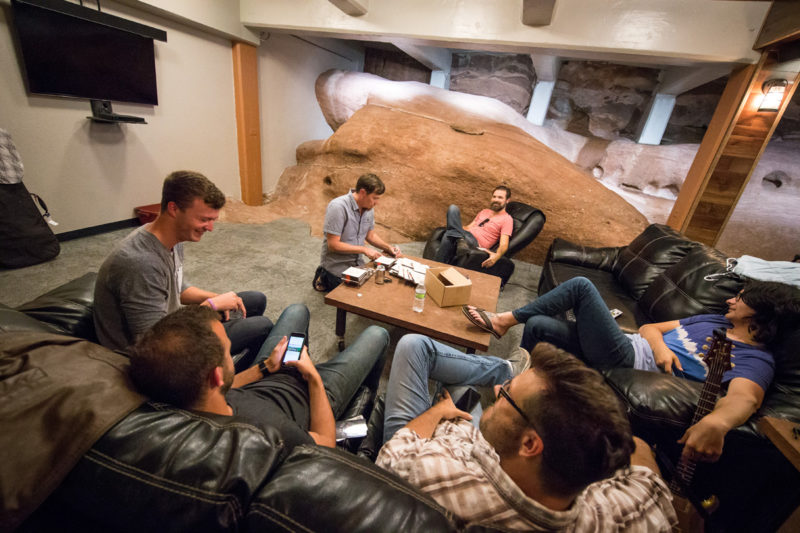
[412,283,426,313]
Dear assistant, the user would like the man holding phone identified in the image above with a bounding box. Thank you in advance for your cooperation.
[314,173,401,292]
[434,185,513,268]
[129,304,389,450]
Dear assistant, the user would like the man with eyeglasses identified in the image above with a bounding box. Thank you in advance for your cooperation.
[376,335,677,531]
[464,277,800,464]
[434,185,513,268]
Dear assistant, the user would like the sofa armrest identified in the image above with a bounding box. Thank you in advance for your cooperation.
[15,272,98,342]
[545,238,621,272]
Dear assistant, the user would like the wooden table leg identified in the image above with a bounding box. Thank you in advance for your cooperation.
[336,308,346,351]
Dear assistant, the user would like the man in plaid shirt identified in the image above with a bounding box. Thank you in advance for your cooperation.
[376,335,677,531]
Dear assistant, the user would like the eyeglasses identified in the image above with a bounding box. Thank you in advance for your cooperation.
[478,218,490,227]
[497,379,534,427]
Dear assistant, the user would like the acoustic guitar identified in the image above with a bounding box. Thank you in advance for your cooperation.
[669,327,733,526]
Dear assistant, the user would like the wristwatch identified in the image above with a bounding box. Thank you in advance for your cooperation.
[258,360,271,377]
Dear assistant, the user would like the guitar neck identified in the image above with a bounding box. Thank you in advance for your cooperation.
[671,329,733,497]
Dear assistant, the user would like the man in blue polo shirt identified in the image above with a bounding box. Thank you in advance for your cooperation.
[314,173,401,291]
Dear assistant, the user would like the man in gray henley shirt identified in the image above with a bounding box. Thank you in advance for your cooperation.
[94,171,273,369]
[314,173,401,291]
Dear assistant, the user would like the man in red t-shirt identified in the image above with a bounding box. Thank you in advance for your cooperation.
[435,186,514,268]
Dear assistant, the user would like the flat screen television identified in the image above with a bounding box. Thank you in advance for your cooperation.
[10,0,164,106]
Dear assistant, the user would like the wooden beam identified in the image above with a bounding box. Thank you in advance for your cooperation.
[232,42,263,206]
[754,0,800,50]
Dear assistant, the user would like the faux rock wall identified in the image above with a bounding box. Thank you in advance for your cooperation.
[449,55,724,145]
[450,54,536,116]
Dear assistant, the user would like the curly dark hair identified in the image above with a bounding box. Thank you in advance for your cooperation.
[129,305,224,409]
[740,280,800,347]
[160,170,226,212]
[521,343,635,497]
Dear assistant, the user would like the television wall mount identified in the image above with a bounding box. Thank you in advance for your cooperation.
[88,100,146,124]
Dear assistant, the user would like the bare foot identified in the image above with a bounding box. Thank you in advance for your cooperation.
[466,306,516,337]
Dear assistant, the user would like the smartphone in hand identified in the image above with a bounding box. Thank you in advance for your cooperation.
[282,332,306,364]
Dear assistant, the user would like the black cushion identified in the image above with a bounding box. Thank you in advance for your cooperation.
[35,402,288,532]
[245,445,467,532]
[0,303,56,334]
[637,247,743,323]
[15,272,97,341]
[613,224,700,299]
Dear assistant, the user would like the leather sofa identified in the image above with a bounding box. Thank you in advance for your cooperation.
[539,223,800,532]
[1,273,501,532]
[423,201,545,287]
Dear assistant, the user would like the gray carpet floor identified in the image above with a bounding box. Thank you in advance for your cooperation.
[0,218,542,384]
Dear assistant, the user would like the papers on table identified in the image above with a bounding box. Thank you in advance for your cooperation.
[390,258,428,285]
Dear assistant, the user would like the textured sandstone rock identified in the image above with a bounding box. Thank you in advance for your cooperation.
[547,62,659,140]
[265,95,648,263]
[450,53,536,116]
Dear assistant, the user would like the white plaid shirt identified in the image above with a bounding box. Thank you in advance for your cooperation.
[377,420,677,532]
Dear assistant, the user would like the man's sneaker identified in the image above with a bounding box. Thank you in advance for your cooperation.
[508,346,531,376]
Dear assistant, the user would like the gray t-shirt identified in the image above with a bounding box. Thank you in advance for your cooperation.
[94,225,189,351]
[320,191,375,277]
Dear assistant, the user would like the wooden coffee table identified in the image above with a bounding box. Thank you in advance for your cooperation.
[324,256,501,353]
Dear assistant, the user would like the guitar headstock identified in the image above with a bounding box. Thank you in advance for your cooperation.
[703,328,733,373]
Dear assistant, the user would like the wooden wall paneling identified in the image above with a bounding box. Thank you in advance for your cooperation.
[232,42,263,206]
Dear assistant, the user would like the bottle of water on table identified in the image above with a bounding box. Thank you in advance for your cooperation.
[413,283,426,313]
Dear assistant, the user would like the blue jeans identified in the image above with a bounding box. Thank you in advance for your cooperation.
[251,303,310,367]
[434,205,479,264]
[317,325,390,419]
[383,334,513,442]
[224,291,273,370]
[252,306,389,418]
[512,277,634,369]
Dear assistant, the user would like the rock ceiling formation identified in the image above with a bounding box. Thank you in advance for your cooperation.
[256,70,648,264]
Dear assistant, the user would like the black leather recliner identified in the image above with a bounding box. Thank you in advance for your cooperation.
[422,201,545,287]
[538,223,800,533]
[1,274,504,532]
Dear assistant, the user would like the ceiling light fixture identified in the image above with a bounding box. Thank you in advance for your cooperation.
[758,79,788,112]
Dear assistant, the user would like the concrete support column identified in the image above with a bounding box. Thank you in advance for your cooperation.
[527,54,561,125]
[430,69,450,89]
[637,93,677,145]
[526,80,555,125]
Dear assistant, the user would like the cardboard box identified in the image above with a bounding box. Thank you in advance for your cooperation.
[425,267,472,307]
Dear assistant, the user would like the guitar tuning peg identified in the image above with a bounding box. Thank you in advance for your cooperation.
[702,345,709,350]
[706,336,712,342]
[730,362,735,368]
